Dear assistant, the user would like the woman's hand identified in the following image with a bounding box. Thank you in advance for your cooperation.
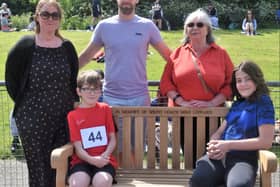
[189,100,214,107]
[206,140,229,160]
[207,147,225,160]
[178,100,191,107]
[176,99,214,107]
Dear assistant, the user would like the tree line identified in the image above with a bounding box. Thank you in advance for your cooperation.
[5,0,279,30]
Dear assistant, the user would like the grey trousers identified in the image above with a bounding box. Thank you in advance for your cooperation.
[190,154,257,187]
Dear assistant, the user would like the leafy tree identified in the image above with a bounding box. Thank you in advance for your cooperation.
[5,0,278,30]
[4,0,36,15]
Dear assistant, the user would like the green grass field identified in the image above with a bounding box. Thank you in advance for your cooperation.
[0,29,279,81]
[0,29,279,158]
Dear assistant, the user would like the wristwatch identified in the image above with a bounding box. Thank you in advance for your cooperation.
[173,94,181,103]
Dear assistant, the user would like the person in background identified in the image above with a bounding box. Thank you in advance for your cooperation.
[95,69,104,102]
[242,10,257,36]
[27,13,36,31]
[160,8,234,166]
[67,70,117,187]
[207,3,219,28]
[79,0,171,163]
[0,2,12,22]
[190,61,275,187]
[91,0,102,30]
[9,109,21,153]
[1,13,12,31]
[5,0,79,186]
[151,0,163,30]
[0,2,15,31]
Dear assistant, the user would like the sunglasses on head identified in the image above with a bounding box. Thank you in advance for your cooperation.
[39,11,60,20]
[187,22,204,28]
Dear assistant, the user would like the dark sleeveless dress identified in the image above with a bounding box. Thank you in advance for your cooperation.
[15,45,75,187]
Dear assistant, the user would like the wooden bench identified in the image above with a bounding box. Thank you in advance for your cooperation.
[51,107,278,187]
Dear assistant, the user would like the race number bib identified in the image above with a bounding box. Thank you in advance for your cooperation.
[80,126,108,149]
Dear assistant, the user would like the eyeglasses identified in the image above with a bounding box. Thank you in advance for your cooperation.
[187,22,204,28]
[80,87,102,94]
[39,11,60,20]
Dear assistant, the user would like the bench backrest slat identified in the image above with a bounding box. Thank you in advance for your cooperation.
[159,117,168,169]
[171,117,180,169]
[184,117,194,169]
[111,107,229,170]
[135,117,144,168]
[147,117,156,168]
[197,117,206,159]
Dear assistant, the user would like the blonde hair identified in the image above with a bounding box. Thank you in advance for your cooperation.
[34,0,63,38]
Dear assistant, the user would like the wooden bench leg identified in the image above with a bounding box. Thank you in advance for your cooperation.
[259,150,278,187]
[51,143,73,187]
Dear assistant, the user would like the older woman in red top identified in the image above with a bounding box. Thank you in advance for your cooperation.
[160,8,233,106]
[160,8,234,166]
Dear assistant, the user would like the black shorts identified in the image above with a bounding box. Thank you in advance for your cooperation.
[68,162,116,184]
[153,11,162,20]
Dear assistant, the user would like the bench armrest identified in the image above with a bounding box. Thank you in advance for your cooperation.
[259,150,278,187]
[51,143,73,187]
[259,150,277,172]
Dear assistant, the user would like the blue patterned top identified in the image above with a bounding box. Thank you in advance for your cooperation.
[222,94,275,158]
[223,94,275,140]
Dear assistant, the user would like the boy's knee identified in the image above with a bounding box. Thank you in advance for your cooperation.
[93,172,113,187]
[69,180,89,187]
[93,180,111,187]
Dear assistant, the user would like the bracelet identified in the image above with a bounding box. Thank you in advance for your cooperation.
[173,94,181,103]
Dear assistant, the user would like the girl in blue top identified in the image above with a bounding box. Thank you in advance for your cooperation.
[190,61,275,187]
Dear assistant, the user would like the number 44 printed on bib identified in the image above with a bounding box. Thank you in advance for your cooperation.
[80,126,108,149]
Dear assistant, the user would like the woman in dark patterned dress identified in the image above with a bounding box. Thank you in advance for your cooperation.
[5,0,79,186]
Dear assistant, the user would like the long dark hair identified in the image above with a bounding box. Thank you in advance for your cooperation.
[245,10,255,22]
[231,60,269,102]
